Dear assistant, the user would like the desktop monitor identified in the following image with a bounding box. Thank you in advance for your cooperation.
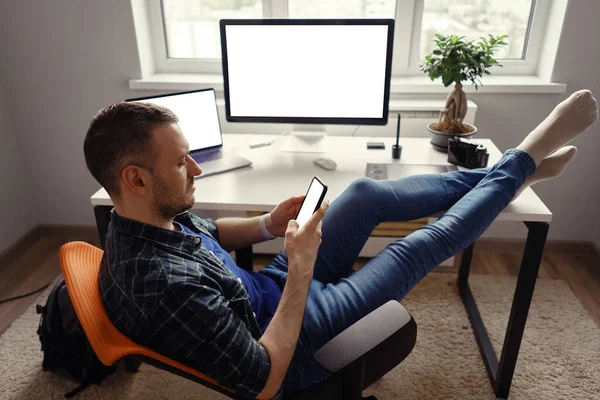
[220,18,395,153]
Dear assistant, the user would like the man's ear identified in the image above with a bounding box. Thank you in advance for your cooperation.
[121,165,152,196]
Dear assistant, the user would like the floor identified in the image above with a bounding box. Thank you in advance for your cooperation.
[1,235,599,335]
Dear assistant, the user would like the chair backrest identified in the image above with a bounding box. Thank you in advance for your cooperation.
[58,241,234,394]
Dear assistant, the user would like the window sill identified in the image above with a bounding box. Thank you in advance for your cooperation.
[129,74,566,95]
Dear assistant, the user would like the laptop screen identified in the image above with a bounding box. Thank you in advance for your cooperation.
[127,89,223,152]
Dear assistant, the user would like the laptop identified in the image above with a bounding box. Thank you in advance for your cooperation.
[126,89,252,178]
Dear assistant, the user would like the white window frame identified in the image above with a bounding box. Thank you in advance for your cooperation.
[143,0,554,77]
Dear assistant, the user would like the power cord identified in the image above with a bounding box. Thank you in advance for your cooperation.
[0,283,51,305]
[351,125,361,137]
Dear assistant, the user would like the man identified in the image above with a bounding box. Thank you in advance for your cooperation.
[84,90,597,399]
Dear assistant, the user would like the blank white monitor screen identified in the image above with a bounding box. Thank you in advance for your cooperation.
[131,89,222,152]
[223,22,392,121]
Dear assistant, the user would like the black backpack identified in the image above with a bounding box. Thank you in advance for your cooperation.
[36,276,139,398]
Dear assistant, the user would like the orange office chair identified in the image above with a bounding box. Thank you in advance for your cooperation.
[59,241,417,400]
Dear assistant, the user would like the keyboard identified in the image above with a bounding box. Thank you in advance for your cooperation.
[196,153,253,179]
[193,150,223,163]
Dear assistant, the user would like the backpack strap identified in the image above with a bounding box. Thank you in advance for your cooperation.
[36,304,46,351]
[62,342,108,398]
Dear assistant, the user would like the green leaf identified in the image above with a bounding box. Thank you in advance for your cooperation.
[422,33,508,87]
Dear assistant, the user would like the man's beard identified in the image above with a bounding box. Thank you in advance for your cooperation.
[152,175,194,221]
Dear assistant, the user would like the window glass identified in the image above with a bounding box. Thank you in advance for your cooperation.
[288,0,396,18]
[162,0,262,59]
[420,0,534,60]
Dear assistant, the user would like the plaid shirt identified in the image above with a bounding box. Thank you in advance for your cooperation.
[99,210,277,399]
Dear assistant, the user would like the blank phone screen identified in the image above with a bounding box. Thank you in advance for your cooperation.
[296,178,326,228]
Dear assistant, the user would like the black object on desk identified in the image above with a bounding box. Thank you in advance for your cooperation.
[367,141,386,149]
[392,112,402,159]
[447,136,489,169]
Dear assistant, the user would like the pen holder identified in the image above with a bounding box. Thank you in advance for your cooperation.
[392,144,402,159]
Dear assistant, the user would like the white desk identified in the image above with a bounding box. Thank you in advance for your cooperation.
[90,134,552,399]
[91,134,551,222]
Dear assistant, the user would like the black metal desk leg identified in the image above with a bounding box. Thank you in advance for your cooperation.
[235,246,254,271]
[458,242,500,385]
[495,221,548,398]
[94,205,112,250]
[458,221,549,398]
[458,242,475,286]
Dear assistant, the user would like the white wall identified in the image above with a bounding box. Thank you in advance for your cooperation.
[0,83,36,254]
[472,0,600,242]
[0,0,599,242]
[0,0,142,227]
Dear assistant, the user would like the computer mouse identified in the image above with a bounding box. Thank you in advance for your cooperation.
[313,158,337,171]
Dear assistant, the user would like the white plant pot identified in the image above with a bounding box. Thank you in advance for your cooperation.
[427,123,478,152]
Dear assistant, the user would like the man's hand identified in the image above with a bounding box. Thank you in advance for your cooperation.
[266,196,305,237]
[256,200,329,399]
[283,201,329,281]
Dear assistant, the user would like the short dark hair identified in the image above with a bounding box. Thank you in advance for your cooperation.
[84,101,178,197]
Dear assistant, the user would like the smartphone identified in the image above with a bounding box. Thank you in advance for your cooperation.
[296,176,328,228]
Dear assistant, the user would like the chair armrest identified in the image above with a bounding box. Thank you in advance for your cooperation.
[313,300,412,372]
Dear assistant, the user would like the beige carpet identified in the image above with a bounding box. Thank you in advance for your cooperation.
[1,273,599,400]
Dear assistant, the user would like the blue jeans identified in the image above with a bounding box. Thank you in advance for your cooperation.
[258,149,536,391]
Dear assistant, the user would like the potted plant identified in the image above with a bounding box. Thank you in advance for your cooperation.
[420,34,508,151]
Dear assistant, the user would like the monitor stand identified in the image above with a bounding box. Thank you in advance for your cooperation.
[281,125,328,153]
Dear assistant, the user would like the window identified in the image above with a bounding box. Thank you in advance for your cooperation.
[146,0,551,76]
[420,0,534,60]
[161,0,263,59]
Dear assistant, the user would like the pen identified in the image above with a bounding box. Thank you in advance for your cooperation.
[249,141,272,149]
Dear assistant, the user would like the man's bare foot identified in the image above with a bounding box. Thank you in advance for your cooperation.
[511,145,577,202]
[516,90,597,166]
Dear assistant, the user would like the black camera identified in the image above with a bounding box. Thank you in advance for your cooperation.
[447,137,489,169]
